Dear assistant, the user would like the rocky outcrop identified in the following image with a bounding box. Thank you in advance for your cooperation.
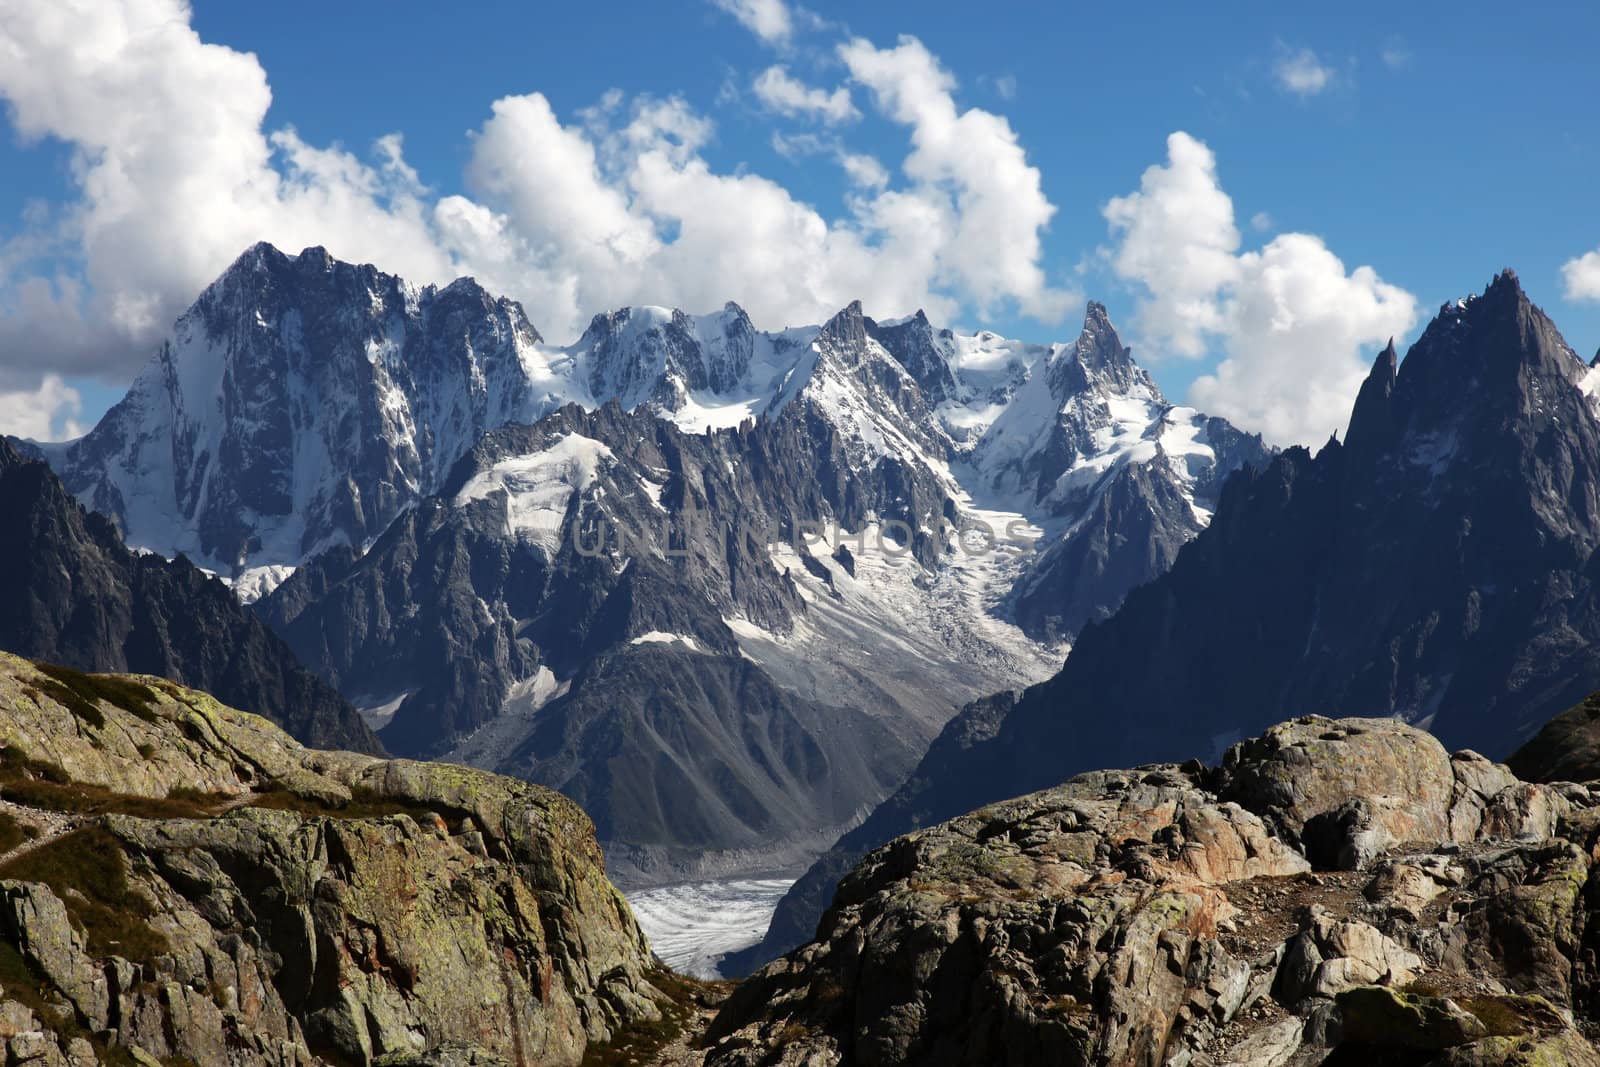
[706,715,1600,1066]
[0,437,378,753]
[0,651,669,1066]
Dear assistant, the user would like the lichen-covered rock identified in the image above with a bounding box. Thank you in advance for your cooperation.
[0,652,667,1066]
[1217,717,1457,843]
[1334,986,1488,1049]
[706,715,1600,1066]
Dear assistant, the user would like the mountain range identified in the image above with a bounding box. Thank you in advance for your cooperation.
[741,269,1600,970]
[23,242,1268,885]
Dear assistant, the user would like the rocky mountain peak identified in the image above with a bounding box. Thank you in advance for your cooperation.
[432,272,536,333]
[53,242,549,585]
[818,299,869,350]
[1382,269,1591,466]
[700,301,758,392]
[1341,337,1401,460]
[1047,300,1154,402]
[0,433,28,470]
[864,307,958,405]
[578,302,758,407]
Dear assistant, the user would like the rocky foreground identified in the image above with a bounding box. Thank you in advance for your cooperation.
[0,651,676,1066]
[12,647,1600,1067]
[703,715,1600,1066]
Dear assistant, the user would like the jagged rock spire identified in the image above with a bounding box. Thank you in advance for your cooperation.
[820,299,868,348]
[1048,301,1151,401]
[1343,338,1400,463]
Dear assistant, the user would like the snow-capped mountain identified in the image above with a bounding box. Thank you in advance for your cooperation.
[48,246,1265,603]
[863,309,1041,444]
[48,243,555,598]
[39,242,1270,885]
[969,303,1272,637]
[571,302,811,428]
[975,301,1212,514]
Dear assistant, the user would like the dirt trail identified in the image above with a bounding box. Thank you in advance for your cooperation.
[0,797,80,865]
[0,790,263,867]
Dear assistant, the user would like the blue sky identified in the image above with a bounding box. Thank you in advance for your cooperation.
[1,0,1597,444]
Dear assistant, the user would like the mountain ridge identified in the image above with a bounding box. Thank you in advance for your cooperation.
[0,436,378,752]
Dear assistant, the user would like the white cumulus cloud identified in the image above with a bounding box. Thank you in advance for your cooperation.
[0,2,1075,437]
[0,0,454,384]
[0,375,83,442]
[752,66,857,124]
[1104,132,1417,447]
[1563,250,1600,302]
[838,152,890,190]
[839,34,1071,321]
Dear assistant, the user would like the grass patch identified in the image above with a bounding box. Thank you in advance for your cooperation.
[0,826,168,963]
[249,785,469,823]
[0,810,39,853]
[0,740,227,819]
[166,786,231,806]
[0,743,70,784]
[1457,994,1563,1038]
[30,661,163,726]
[0,777,226,820]
[0,938,55,1020]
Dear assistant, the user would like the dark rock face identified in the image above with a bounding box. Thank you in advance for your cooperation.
[1508,690,1600,783]
[0,437,377,752]
[1007,453,1205,639]
[501,644,909,879]
[1007,271,1600,769]
[708,715,1600,1066]
[863,310,960,408]
[582,302,758,406]
[752,271,1600,973]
